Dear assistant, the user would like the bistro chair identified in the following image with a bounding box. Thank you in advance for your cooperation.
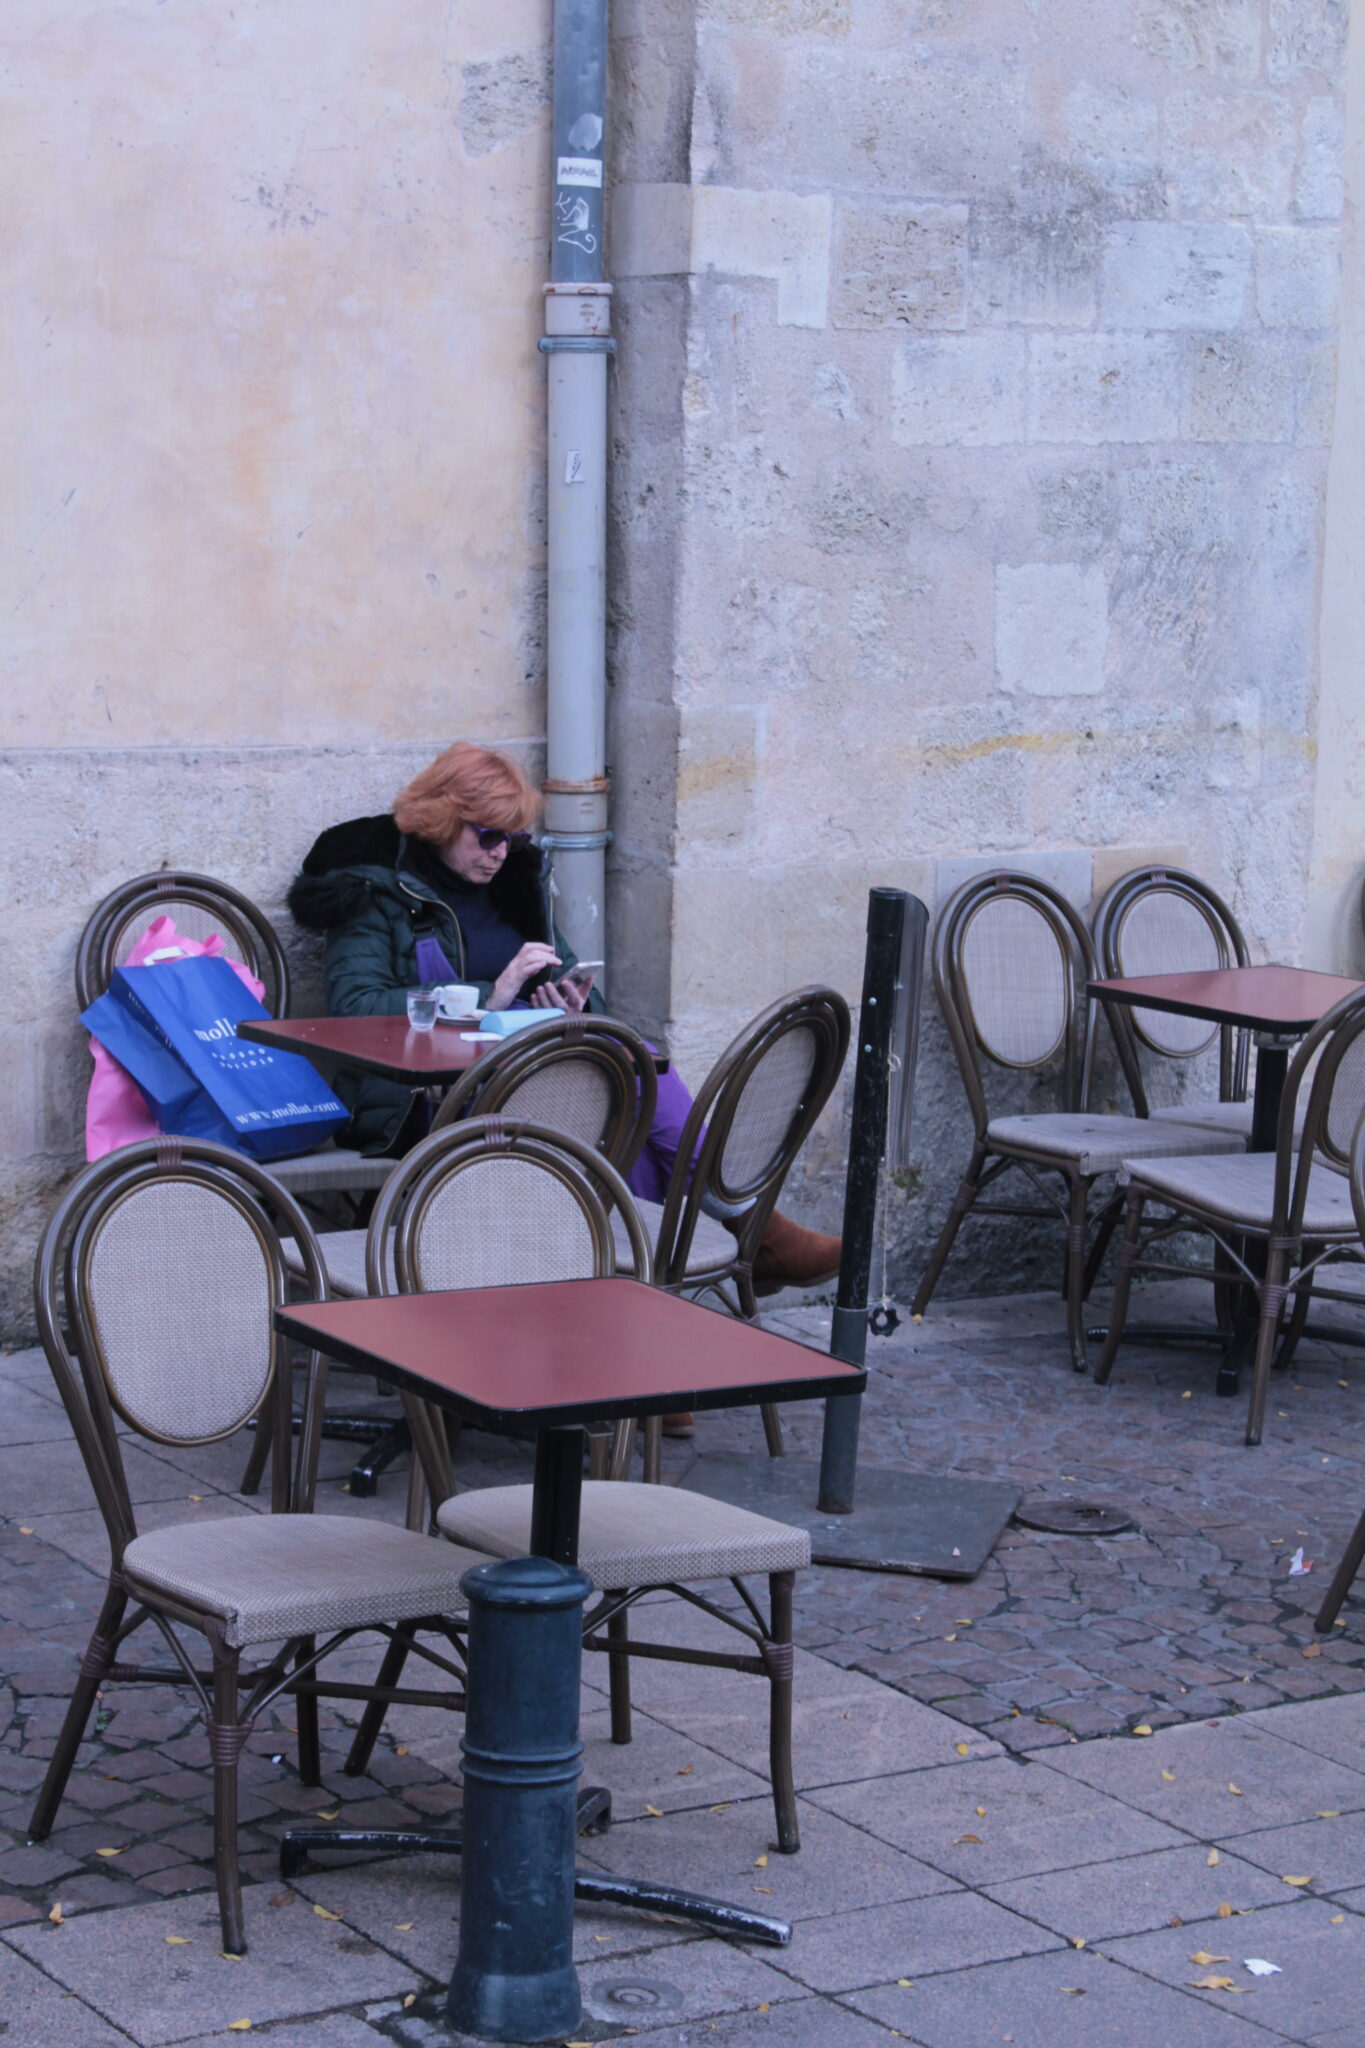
[911,873,1245,1372]
[284,1016,660,1302]
[340,1121,812,1854]
[1095,987,1365,1445]
[27,1138,488,1955]
[611,986,850,1460]
[76,869,395,1204]
[1313,1109,1365,1635]
[1093,864,1267,1141]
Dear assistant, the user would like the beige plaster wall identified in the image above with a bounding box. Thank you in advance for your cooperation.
[0,2,556,1328]
[612,0,1353,1295]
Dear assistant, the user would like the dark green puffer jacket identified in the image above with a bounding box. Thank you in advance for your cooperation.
[287,813,601,1153]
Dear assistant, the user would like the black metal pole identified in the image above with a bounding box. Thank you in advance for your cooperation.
[447,1554,594,2044]
[818,888,908,1513]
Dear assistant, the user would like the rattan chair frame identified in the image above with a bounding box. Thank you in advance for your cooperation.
[651,986,851,1313]
[28,1138,472,1955]
[1095,988,1365,1445]
[429,1011,658,1176]
[75,869,291,1016]
[1313,1109,1365,1632]
[1092,864,1251,1116]
[911,871,1143,1372]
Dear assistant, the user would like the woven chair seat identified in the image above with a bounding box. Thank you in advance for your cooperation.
[611,1200,736,1277]
[437,1480,811,1591]
[1149,1097,1308,1142]
[282,1230,379,1298]
[268,1147,395,1197]
[986,1111,1244,1177]
[123,1514,488,1649]
[1121,1151,1358,1236]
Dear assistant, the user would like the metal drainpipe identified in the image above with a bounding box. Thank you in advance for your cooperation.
[539,0,613,980]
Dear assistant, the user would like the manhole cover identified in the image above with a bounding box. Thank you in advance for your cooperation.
[598,1978,684,2012]
[1014,1498,1136,1536]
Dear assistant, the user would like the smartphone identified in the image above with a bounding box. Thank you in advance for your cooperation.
[564,960,604,987]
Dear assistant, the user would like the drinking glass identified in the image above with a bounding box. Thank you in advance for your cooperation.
[406,988,439,1031]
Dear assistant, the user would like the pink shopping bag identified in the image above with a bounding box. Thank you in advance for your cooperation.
[85,915,266,1160]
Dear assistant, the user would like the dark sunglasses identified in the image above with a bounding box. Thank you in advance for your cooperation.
[470,824,534,851]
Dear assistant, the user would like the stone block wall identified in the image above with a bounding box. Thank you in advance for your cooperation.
[610,0,1357,1300]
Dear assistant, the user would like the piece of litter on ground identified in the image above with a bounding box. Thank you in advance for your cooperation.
[1207,1849,1220,1866]
[1244,1960,1281,1977]
[1289,1547,1313,1576]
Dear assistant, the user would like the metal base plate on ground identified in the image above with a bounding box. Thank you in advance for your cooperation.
[1014,1498,1136,1537]
[680,1454,1021,1580]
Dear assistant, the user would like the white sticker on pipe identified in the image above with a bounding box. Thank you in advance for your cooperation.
[558,156,602,188]
[565,451,585,485]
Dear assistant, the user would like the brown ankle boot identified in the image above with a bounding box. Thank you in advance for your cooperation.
[750,1209,842,1297]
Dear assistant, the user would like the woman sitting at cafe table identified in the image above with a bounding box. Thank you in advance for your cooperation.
[288,740,842,1306]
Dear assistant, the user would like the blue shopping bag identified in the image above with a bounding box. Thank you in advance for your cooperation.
[81,992,245,1152]
[91,956,348,1162]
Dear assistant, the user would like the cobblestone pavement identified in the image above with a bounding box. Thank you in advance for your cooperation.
[0,1280,1363,2044]
[739,1280,1365,1752]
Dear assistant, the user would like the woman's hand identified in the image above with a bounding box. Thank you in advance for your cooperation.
[486,941,562,1011]
[530,974,589,1013]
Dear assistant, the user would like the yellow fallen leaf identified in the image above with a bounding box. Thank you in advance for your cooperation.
[897,1978,914,1987]
[1316,1811,1340,1819]
[394,1922,414,1931]
[757,2005,770,2015]
[1207,1849,1220,1867]
[1060,1987,1084,1995]
[1303,1643,1323,1659]
[312,1905,342,1920]
[48,1904,63,1925]
[677,1765,693,1776]
[976,1806,987,1818]
[954,1742,970,1756]
[710,1804,731,1813]
[395,1745,409,1756]
[944,1635,957,1642]
[220,1950,244,1961]
[1282,1875,1314,1887]
[1340,1380,1350,1389]
[1071,1937,1086,1949]
[1133,1725,1153,1737]
[1217,1903,1233,1919]
[95,1847,122,1858]
[1331,1914,1345,1924]
[755,1855,768,1868]
[1161,1770,1176,1782]
[315,1809,339,1820]
[227,2026,251,2035]
[403,1994,416,2009]
[645,1804,663,1818]
[754,1886,774,1894]
[1191,1975,1238,1991]
[18,1526,33,1535]
[187,1495,202,1503]
[954,1833,983,1845]
[1190,1951,1229,1966]
[164,1936,190,1946]
[956,1619,973,1627]
[1181,1391,1192,1399]
[1228,1783,1242,1796]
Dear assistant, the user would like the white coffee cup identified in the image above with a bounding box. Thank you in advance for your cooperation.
[436,983,480,1020]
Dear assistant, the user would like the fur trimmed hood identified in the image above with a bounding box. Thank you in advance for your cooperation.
[287,812,552,942]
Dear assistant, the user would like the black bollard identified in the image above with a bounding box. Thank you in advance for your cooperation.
[447,1554,594,2043]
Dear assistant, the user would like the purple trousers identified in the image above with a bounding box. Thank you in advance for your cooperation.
[626,1058,703,1204]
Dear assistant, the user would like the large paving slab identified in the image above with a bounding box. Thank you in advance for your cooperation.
[810,1753,1188,1882]
[1222,1808,1365,1894]
[1101,1894,1365,2040]
[3,1887,417,2046]
[847,1944,1293,2047]
[1038,1716,1365,1837]
[0,1437,206,1518]
[1239,1693,1365,1776]
[983,1839,1293,1941]
[760,1889,1061,1995]
[0,1938,138,2043]
[576,1793,959,1919]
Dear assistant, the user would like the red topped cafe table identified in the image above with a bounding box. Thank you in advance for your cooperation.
[239,1014,485,1083]
[277,1277,865,1557]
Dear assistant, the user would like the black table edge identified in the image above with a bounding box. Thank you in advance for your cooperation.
[1087,980,1321,1036]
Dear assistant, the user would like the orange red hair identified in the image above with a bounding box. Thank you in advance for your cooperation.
[393,742,540,845]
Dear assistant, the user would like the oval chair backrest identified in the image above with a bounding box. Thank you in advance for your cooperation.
[952,882,1082,1070]
[431,1017,657,1175]
[366,1118,653,1299]
[718,1020,822,1196]
[72,1173,282,1445]
[1316,1017,1365,1171]
[76,872,290,1017]
[1099,869,1248,1060]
